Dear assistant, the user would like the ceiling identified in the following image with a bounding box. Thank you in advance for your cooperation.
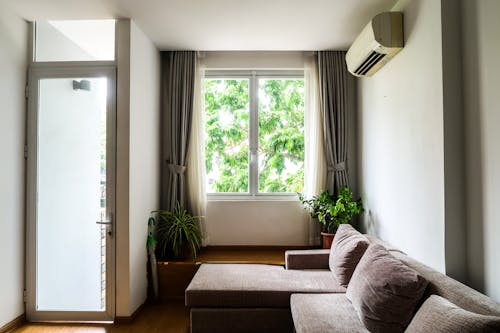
[2,0,396,50]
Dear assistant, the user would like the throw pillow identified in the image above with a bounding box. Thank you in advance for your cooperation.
[329,224,369,287]
[346,244,428,333]
[405,295,500,333]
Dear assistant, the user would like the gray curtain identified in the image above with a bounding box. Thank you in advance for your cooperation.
[318,51,352,194]
[161,51,197,210]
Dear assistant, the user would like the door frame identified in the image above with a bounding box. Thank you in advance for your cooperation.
[26,62,116,322]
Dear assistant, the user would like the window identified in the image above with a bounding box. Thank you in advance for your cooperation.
[204,71,304,195]
[35,20,115,62]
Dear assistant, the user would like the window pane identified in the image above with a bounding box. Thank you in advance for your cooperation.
[205,79,249,193]
[258,79,304,193]
[37,77,107,310]
[35,20,115,62]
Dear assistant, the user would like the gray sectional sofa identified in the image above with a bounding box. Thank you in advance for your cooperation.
[185,228,500,333]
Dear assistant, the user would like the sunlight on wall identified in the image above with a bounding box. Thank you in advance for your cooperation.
[36,20,115,61]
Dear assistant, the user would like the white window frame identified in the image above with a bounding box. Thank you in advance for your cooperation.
[205,69,304,199]
[25,21,117,322]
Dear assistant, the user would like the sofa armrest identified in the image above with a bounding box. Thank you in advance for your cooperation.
[285,249,331,270]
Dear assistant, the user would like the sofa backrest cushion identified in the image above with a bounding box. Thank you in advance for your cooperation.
[346,244,428,333]
[405,295,500,333]
[390,250,500,317]
[329,224,369,287]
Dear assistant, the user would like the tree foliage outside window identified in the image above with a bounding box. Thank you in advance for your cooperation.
[205,79,249,192]
[204,77,304,193]
[258,79,304,192]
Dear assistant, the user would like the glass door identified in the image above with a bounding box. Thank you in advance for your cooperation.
[26,65,115,322]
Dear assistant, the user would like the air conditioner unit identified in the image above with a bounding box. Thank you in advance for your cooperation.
[346,12,404,77]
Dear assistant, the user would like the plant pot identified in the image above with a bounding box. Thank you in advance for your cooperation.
[321,232,335,249]
[156,261,200,301]
[157,243,195,262]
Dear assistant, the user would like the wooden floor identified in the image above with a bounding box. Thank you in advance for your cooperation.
[194,247,290,265]
[14,248,297,333]
[15,301,189,333]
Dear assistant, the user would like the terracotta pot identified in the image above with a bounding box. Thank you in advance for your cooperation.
[321,232,336,249]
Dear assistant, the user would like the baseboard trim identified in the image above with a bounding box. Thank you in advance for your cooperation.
[203,245,315,251]
[114,301,146,324]
[0,314,25,333]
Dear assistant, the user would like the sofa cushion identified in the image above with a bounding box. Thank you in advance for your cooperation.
[390,250,500,317]
[405,295,500,333]
[186,264,346,308]
[291,293,369,333]
[346,244,428,333]
[329,224,369,286]
[191,308,293,333]
[286,249,330,270]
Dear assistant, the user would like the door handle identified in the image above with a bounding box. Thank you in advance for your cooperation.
[96,213,113,237]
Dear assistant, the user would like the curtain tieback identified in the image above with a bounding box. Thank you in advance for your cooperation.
[167,163,187,174]
[328,161,346,172]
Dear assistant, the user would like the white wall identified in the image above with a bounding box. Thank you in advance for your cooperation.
[358,0,500,299]
[204,51,306,69]
[462,0,500,301]
[128,21,161,314]
[207,200,308,245]
[115,19,160,316]
[0,7,27,328]
[358,0,447,272]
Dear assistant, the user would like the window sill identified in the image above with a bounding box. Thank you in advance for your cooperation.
[206,193,299,202]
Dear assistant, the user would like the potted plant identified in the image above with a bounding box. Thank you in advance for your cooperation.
[298,187,363,248]
[150,202,202,260]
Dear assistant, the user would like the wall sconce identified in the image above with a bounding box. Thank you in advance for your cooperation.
[72,80,91,91]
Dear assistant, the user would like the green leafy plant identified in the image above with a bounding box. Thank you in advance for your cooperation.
[298,190,336,225]
[298,187,363,234]
[150,202,202,260]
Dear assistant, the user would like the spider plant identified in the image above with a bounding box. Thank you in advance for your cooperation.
[151,202,202,260]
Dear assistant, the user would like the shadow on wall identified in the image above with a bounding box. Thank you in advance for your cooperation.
[361,208,379,237]
[390,0,421,45]
[463,0,485,293]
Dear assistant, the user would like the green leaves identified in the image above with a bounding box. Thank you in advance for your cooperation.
[204,78,305,193]
[298,187,363,233]
[151,203,202,260]
[146,217,157,247]
[258,79,304,193]
[205,79,249,192]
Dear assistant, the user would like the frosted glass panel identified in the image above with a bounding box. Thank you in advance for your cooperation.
[35,20,115,62]
[36,77,107,311]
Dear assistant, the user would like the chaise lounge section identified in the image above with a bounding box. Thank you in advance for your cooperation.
[186,257,343,333]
